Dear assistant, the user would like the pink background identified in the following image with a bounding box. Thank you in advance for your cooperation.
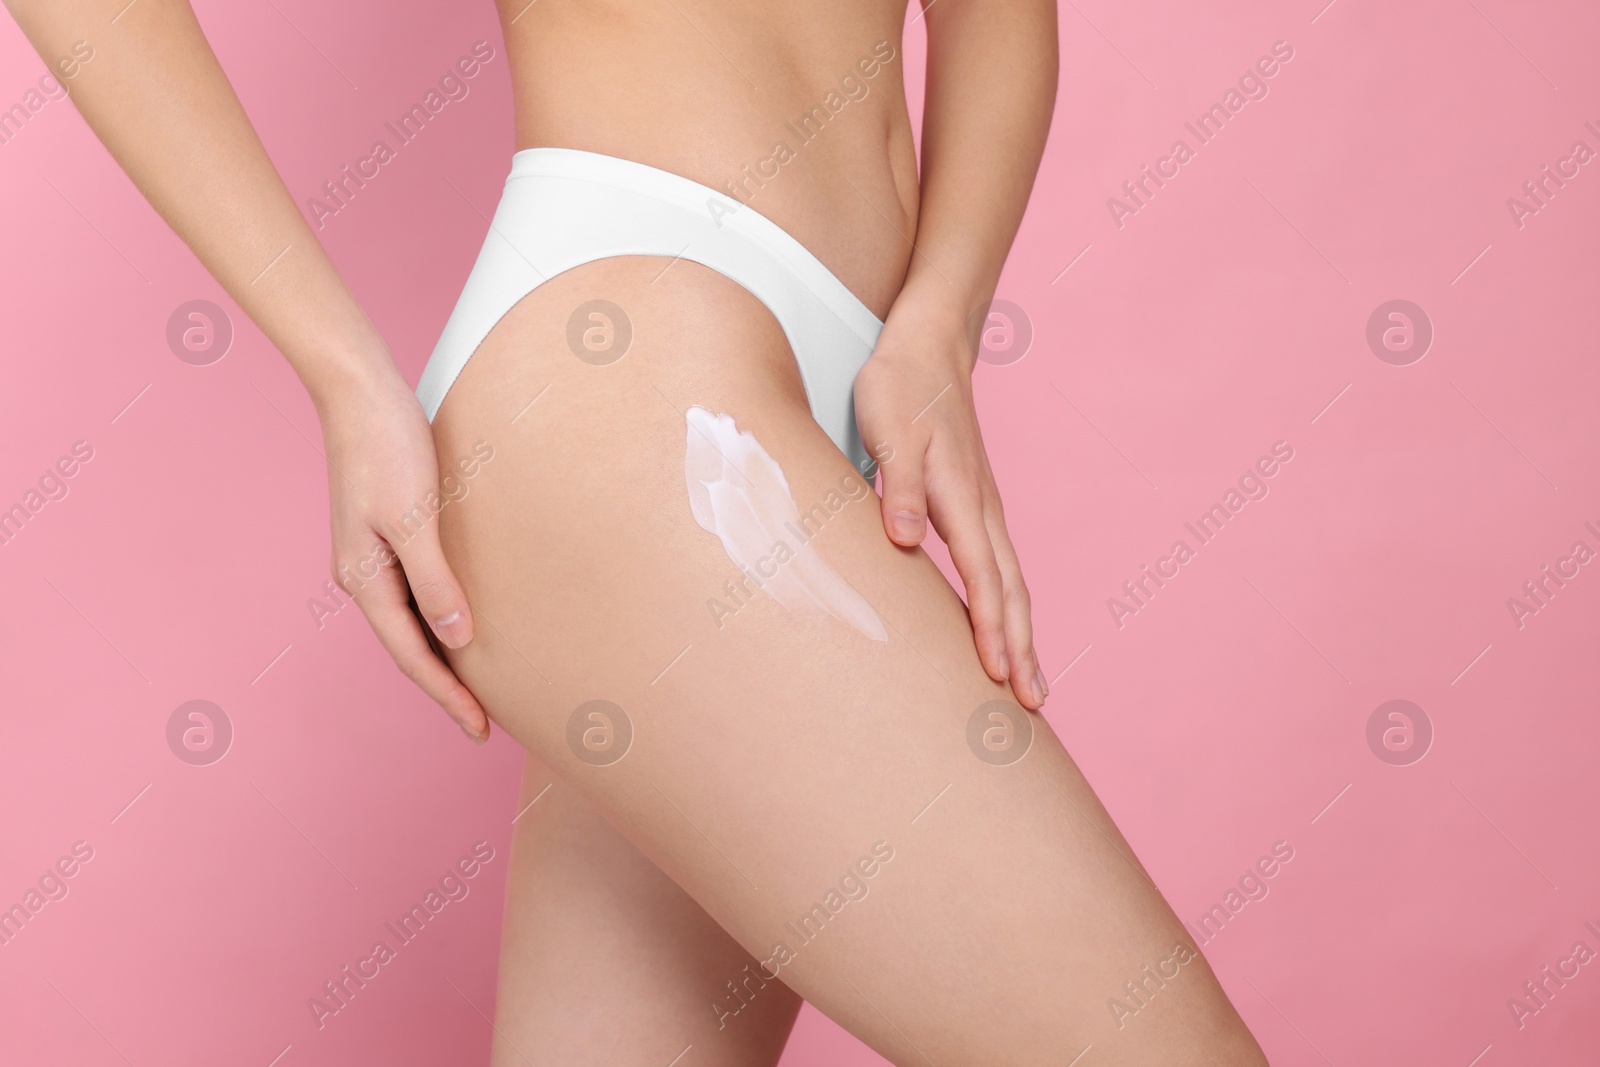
[2,0,1597,1064]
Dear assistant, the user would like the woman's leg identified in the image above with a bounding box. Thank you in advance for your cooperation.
[433,257,1267,1067]
[490,754,801,1066]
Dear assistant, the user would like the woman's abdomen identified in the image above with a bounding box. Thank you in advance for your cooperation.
[497,0,918,318]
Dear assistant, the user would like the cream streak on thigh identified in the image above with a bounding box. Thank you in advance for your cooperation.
[685,406,887,642]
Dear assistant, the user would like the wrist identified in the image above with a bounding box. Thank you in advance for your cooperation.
[882,278,996,375]
[303,340,409,420]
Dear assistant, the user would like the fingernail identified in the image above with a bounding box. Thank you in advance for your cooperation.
[891,510,925,543]
[1032,665,1048,705]
[433,610,470,650]
[460,722,486,745]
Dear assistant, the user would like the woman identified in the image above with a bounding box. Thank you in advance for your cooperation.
[10,1,1268,1063]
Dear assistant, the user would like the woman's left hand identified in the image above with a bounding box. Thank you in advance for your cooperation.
[853,293,1047,710]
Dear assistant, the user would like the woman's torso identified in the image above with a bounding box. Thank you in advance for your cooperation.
[497,0,918,319]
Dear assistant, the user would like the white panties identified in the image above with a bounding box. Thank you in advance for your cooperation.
[416,147,884,473]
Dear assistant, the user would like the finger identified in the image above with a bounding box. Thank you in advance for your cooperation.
[877,429,930,546]
[391,522,474,650]
[352,554,491,742]
[984,495,1044,709]
[926,475,1009,682]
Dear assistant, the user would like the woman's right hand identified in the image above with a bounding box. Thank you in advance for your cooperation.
[315,359,491,743]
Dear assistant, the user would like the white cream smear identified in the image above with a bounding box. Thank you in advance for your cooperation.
[685,406,887,642]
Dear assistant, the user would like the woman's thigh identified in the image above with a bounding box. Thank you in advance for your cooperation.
[432,257,1265,1067]
[493,752,801,1067]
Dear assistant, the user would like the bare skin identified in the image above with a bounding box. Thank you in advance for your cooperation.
[495,756,803,1065]
[7,0,1269,1062]
[434,258,1269,1065]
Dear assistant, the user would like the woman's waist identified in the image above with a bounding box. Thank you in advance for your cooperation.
[502,23,917,316]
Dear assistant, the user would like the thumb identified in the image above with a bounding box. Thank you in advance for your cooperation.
[392,524,475,649]
[877,433,929,547]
